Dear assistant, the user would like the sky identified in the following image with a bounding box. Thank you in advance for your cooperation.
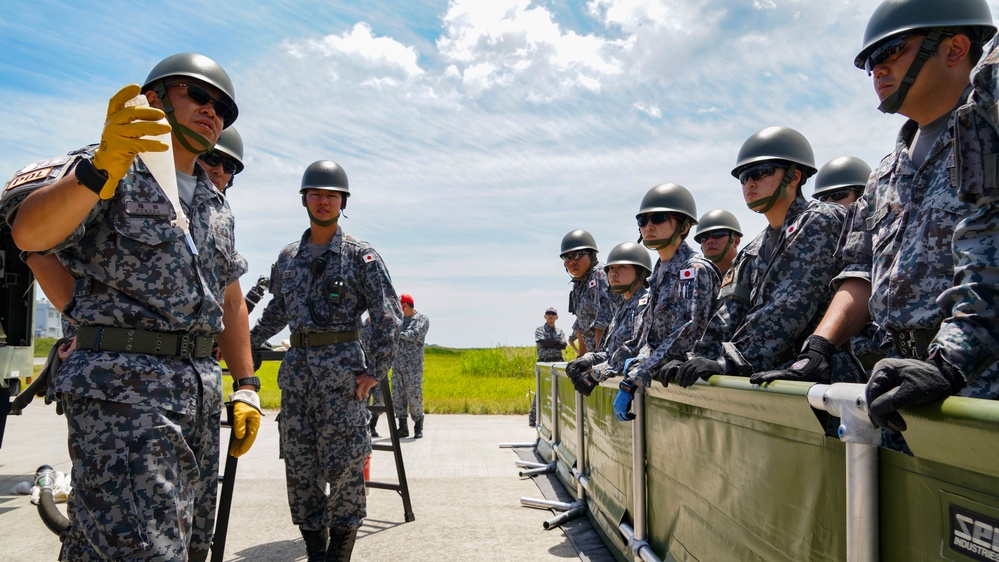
[3,0,996,348]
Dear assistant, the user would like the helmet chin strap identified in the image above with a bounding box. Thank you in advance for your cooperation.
[704,234,735,264]
[610,275,644,295]
[153,82,214,155]
[878,29,945,115]
[747,163,798,214]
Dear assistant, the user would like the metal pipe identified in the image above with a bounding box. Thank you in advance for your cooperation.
[806,383,879,562]
[520,497,575,511]
[575,388,585,502]
[519,464,555,478]
[633,390,647,548]
[619,522,662,562]
[550,364,560,457]
[515,460,548,469]
[544,504,585,529]
[499,442,538,449]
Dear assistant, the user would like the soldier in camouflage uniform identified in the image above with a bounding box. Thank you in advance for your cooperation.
[1,53,261,561]
[393,293,430,438]
[249,160,401,562]
[680,127,864,388]
[565,242,650,397]
[614,185,721,419]
[535,307,567,363]
[762,0,999,434]
[559,230,620,355]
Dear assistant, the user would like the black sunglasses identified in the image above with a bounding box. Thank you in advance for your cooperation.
[562,250,590,262]
[200,150,240,175]
[738,163,781,185]
[864,36,911,76]
[694,230,732,244]
[636,211,674,228]
[168,83,236,122]
[818,189,856,203]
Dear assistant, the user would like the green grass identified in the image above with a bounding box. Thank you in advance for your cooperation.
[29,339,548,415]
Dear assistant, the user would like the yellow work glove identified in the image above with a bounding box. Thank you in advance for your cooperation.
[91,84,172,199]
[229,389,263,458]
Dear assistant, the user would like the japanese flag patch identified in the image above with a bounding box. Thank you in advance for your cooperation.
[362,253,375,263]
[638,296,648,306]
[588,279,596,288]
[786,224,798,237]
[680,268,696,280]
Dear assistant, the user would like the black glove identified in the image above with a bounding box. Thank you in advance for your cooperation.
[675,357,721,388]
[251,343,270,372]
[750,335,836,386]
[565,353,598,395]
[654,360,683,388]
[866,356,965,433]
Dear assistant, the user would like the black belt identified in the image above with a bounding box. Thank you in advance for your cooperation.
[890,329,936,360]
[77,326,216,359]
[290,330,360,347]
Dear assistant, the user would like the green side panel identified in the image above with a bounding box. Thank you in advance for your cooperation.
[556,370,579,460]
[644,388,846,562]
[538,366,553,435]
[898,397,999,479]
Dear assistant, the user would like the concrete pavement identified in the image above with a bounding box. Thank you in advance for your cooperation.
[0,403,599,561]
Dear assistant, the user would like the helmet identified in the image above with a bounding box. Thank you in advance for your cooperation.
[143,53,238,128]
[813,157,872,199]
[731,126,816,179]
[636,183,698,223]
[300,160,350,196]
[604,242,653,276]
[855,0,996,70]
[212,127,244,175]
[560,230,597,256]
[695,209,743,238]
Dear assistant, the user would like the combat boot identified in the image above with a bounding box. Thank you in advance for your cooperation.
[300,527,328,562]
[369,413,380,437]
[327,526,358,561]
[397,417,409,438]
[413,416,424,439]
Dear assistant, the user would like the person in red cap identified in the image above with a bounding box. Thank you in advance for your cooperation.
[393,294,430,438]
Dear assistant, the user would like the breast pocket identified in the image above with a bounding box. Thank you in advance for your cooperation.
[110,206,187,295]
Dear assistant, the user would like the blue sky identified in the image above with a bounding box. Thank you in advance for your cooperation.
[4,0,995,348]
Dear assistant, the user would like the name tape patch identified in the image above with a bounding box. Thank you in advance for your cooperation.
[6,167,53,191]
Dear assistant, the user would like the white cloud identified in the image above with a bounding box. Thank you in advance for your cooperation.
[633,101,662,119]
[288,22,424,78]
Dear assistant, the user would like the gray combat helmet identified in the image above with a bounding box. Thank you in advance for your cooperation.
[855,0,996,70]
[813,157,872,199]
[604,242,653,276]
[143,53,238,128]
[854,0,995,114]
[560,230,598,257]
[300,160,350,196]
[637,183,698,222]
[695,209,743,238]
[212,127,244,175]
[733,126,816,214]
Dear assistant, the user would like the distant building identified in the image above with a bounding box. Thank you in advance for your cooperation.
[34,299,62,338]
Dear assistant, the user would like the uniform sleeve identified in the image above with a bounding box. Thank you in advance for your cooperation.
[249,260,289,347]
[633,262,719,387]
[833,168,879,286]
[724,208,847,373]
[693,250,753,361]
[592,272,617,331]
[932,201,999,388]
[399,313,429,344]
[361,248,403,381]
[535,326,546,343]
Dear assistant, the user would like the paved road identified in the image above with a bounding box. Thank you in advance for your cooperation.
[0,403,594,561]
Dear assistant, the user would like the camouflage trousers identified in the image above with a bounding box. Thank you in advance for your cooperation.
[59,393,220,562]
[279,366,371,530]
[390,366,424,420]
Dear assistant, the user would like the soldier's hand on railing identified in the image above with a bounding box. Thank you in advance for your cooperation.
[865,356,965,433]
[654,360,683,387]
[750,335,835,386]
[675,356,721,388]
[613,379,637,421]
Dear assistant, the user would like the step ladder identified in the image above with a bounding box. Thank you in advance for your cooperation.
[366,377,415,522]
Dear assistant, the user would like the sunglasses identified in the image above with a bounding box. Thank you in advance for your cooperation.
[200,150,240,175]
[561,250,589,262]
[636,211,675,228]
[738,163,781,185]
[167,83,236,123]
[694,230,732,244]
[818,189,856,203]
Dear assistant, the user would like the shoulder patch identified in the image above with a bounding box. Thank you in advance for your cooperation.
[721,268,736,287]
[4,154,74,194]
[786,224,798,237]
[362,253,376,263]
[588,279,596,288]
[679,268,696,280]
[638,296,648,306]
[6,167,53,192]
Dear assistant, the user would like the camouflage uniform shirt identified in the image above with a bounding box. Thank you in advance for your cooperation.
[629,242,720,388]
[570,261,620,352]
[590,285,649,382]
[535,323,567,362]
[395,311,429,374]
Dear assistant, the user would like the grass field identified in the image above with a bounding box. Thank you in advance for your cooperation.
[29,339,569,414]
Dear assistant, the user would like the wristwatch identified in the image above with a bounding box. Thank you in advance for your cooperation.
[232,376,261,392]
[74,157,109,196]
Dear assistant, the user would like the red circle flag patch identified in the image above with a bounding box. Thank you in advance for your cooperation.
[680,268,695,279]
